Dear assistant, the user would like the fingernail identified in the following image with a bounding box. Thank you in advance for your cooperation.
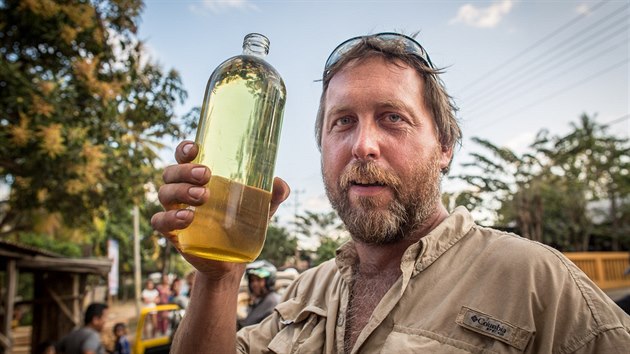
[191,167,206,180]
[188,187,205,199]
[176,210,190,219]
[183,143,193,155]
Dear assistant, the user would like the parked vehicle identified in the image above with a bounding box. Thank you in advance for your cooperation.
[133,303,183,354]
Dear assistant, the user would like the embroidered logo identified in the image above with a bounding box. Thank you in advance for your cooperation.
[468,314,508,336]
[456,306,533,351]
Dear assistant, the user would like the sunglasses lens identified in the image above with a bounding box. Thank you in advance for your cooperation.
[324,38,361,70]
[324,33,432,78]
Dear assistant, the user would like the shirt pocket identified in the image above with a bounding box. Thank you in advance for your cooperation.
[380,325,499,354]
[267,298,328,354]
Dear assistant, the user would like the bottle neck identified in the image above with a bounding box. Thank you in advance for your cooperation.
[242,33,270,58]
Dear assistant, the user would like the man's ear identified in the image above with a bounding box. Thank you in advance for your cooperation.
[439,145,453,171]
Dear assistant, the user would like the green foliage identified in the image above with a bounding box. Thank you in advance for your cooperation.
[293,210,348,265]
[9,232,81,257]
[295,211,345,247]
[258,221,297,267]
[453,114,630,251]
[0,0,195,241]
[314,235,346,266]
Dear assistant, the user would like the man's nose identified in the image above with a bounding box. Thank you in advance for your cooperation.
[352,122,380,160]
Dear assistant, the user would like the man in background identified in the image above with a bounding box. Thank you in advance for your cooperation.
[56,303,108,354]
[237,260,281,329]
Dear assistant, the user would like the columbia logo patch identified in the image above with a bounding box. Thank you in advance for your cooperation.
[456,306,532,350]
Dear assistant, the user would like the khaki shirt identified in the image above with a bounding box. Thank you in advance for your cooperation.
[237,207,630,353]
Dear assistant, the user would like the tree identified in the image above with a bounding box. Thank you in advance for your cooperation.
[0,0,194,252]
[452,136,546,241]
[258,220,297,267]
[545,114,630,250]
[453,114,629,251]
[294,210,348,265]
[313,235,346,266]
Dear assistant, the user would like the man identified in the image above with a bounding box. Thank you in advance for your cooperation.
[238,260,281,329]
[56,303,108,354]
[151,33,630,353]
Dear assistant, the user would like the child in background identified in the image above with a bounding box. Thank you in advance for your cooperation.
[113,322,130,354]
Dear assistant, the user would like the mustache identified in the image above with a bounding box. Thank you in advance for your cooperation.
[339,161,402,192]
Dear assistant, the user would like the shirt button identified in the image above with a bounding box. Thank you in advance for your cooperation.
[337,313,344,327]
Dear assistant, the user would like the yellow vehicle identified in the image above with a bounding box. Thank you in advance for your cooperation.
[133,303,183,354]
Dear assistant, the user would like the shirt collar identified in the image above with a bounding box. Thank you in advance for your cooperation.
[335,207,475,279]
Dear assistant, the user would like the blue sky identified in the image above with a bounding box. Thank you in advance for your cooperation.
[138,0,629,226]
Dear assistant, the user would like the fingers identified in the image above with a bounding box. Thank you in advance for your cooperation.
[158,183,208,210]
[175,140,199,164]
[160,161,210,210]
[151,209,193,240]
[163,163,210,185]
[269,177,291,218]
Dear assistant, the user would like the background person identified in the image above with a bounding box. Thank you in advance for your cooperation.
[140,279,159,337]
[237,260,281,329]
[56,303,108,354]
[169,277,190,309]
[156,274,172,335]
[112,322,130,354]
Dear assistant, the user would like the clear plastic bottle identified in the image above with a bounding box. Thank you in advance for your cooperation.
[178,33,286,262]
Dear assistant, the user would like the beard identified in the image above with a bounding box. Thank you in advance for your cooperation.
[323,149,443,245]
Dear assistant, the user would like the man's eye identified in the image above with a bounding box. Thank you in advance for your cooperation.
[385,114,402,123]
[336,117,353,126]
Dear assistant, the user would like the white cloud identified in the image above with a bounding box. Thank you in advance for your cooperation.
[575,4,591,15]
[450,0,515,29]
[189,0,259,14]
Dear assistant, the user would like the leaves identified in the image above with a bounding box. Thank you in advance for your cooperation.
[454,114,629,251]
[258,222,297,267]
[0,1,192,258]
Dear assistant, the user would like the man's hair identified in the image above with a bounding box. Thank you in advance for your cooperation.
[315,34,462,172]
[84,302,108,325]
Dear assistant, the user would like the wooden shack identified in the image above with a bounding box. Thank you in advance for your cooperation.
[0,240,111,354]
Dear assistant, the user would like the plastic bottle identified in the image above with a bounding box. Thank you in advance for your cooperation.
[178,33,286,262]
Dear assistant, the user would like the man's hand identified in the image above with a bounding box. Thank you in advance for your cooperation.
[150,140,291,274]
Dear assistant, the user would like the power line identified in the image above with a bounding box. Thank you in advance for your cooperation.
[603,114,630,127]
[467,36,628,119]
[456,0,610,95]
[472,58,629,130]
[462,3,628,105]
[464,14,628,112]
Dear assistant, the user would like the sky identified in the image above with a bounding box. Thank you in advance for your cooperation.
[137,0,629,228]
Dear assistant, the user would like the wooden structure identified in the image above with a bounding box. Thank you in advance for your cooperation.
[564,252,630,290]
[0,240,111,354]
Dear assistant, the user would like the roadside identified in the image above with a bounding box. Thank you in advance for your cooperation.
[102,300,140,351]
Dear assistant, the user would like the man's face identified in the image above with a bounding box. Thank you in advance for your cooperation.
[93,309,108,332]
[321,56,452,244]
[248,275,267,297]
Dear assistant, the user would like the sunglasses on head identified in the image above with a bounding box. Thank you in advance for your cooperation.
[323,32,435,78]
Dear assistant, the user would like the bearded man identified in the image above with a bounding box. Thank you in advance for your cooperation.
[152,33,630,353]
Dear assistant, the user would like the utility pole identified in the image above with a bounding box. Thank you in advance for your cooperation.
[293,190,303,233]
[292,189,305,268]
[133,205,141,318]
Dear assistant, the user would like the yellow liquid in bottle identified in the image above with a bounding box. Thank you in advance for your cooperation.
[178,176,272,262]
[177,50,285,263]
